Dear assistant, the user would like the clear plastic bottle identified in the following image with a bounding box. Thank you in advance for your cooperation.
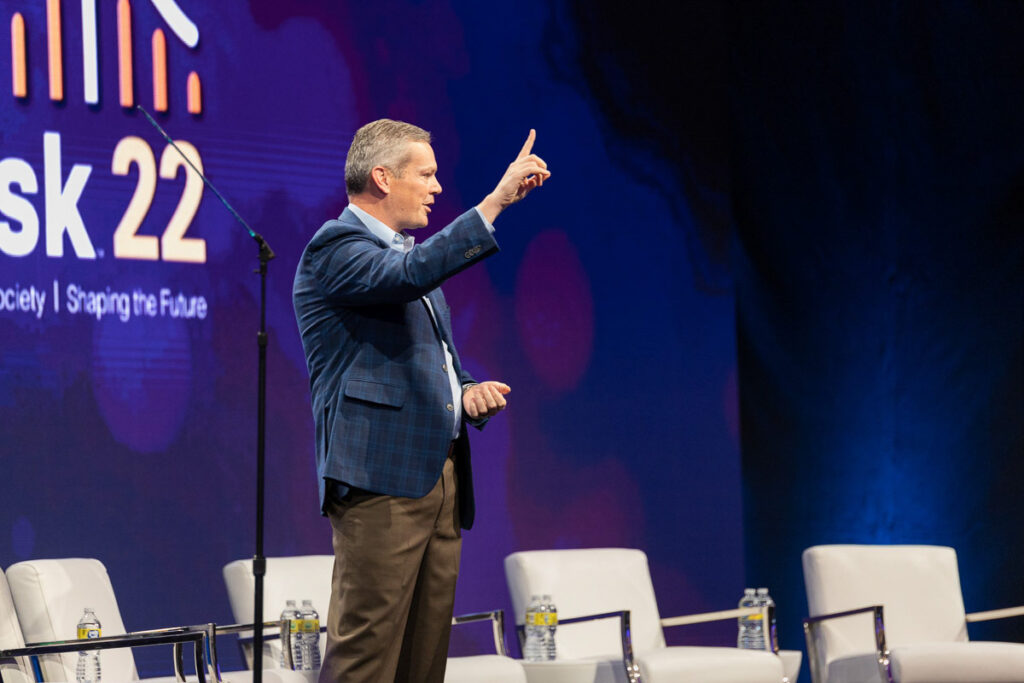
[76,607,102,683]
[278,600,301,669]
[297,600,321,670]
[737,587,764,650]
[522,594,545,662]
[541,594,557,661]
[757,587,776,651]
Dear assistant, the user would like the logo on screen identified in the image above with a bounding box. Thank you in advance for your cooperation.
[10,0,202,113]
[1,0,208,263]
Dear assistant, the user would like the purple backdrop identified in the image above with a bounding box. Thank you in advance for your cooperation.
[0,0,741,670]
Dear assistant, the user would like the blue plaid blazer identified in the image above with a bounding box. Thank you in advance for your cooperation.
[292,206,498,529]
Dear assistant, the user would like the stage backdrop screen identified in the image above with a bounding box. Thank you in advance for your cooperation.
[0,0,741,670]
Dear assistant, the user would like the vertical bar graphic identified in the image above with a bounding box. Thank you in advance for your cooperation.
[47,0,64,101]
[152,28,167,111]
[186,71,201,114]
[117,0,133,107]
[11,13,27,98]
[81,0,98,104]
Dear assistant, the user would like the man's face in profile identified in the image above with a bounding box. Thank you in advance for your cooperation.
[387,141,443,230]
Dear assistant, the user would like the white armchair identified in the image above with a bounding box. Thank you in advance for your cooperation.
[3,558,306,683]
[504,548,788,683]
[222,557,333,671]
[222,556,526,683]
[1,562,211,683]
[802,544,1024,683]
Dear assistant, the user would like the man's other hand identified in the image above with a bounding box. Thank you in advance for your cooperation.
[477,129,550,223]
[463,381,511,420]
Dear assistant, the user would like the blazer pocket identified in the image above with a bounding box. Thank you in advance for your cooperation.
[343,378,406,408]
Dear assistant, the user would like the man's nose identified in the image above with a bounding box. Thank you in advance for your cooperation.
[431,178,442,195]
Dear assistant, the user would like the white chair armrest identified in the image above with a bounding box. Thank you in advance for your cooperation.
[660,606,760,627]
[662,604,778,654]
[966,605,1024,623]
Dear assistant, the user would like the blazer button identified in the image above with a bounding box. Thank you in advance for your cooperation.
[442,364,448,372]
[446,403,454,411]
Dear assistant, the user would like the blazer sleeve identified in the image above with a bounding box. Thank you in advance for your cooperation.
[307,209,498,306]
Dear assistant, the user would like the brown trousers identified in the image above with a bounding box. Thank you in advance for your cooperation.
[318,456,462,683]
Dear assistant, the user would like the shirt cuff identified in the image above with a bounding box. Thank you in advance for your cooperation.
[473,206,496,234]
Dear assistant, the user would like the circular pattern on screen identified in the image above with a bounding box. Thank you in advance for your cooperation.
[91,315,193,454]
[514,230,594,393]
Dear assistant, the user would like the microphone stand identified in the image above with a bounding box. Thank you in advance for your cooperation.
[138,106,273,683]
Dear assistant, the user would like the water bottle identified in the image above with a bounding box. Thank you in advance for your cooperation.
[297,600,321,670]
[522,594,545,662]
[757,587,776,651]
[278,600,301,669]
[737,587,764,650]
[76,608,102,683]
[541,594,557,661]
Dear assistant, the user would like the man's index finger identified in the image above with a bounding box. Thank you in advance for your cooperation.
[517,129,536,158]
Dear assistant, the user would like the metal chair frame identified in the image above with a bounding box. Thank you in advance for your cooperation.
[0,624,212,683]
[516,604,778,683]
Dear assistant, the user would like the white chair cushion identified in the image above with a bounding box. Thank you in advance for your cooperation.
[0,569,32,683]
[0,570,26,650]
[6,558,138,683]
[223,556,334,669]
[828,642,1024,683]
[891,641,1024,683]
[443,655,527,683]
[638,647,785,683]
[504,549,666,659]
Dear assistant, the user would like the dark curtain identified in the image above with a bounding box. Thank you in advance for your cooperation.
[732,1,1024,652]
[559,0,1024,654]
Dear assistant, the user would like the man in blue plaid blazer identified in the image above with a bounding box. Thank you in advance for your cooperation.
[293,120,548,683]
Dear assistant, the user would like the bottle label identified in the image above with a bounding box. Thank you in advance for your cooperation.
[526,613,558,626]
[299,619,319,633]
[289,619,299,633]
[77,628,101,639]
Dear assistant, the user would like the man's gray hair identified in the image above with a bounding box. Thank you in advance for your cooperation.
[345,119,431,196]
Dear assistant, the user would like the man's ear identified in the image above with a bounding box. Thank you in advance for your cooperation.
[370,166,390,195]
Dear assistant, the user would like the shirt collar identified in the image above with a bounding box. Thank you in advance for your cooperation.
[346,203,415,253]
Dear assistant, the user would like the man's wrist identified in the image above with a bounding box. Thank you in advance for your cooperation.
[476,194,503,224]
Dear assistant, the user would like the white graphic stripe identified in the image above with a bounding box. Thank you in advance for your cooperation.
[150,0,199,48]
[81,0,98,104]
